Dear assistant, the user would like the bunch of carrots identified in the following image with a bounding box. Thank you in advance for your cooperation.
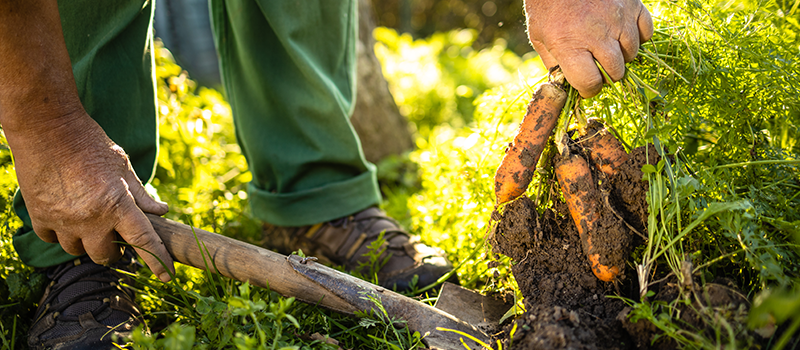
[493,68,630,282]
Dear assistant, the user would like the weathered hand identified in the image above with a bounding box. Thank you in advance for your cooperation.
[525,0,654,98]
[8,111,175,282]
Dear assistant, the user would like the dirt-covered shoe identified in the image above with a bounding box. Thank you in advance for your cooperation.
[28,249,144,350]
[262,207,454,292]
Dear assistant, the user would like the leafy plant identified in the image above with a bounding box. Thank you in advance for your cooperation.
[354,292,426,350]
[350,231,392,286]
[563,0,800,347]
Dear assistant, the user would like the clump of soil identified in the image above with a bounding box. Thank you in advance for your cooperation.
[490,143,765,349]
[490,145,656,350]
[603,145,660,234]
[619,274,759,349]
[492,197,634,350]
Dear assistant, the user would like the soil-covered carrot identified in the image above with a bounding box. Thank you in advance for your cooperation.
[581,119,628,176]
[555,152,621,282]
[494,80,567,205]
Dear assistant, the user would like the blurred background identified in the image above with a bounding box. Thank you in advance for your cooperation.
[153,0,537,164]
[154,0,528,88]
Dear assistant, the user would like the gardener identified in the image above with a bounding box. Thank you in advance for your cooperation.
[0,0,652,349]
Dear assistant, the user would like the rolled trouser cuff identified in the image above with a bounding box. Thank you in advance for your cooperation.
[249,164,381,227]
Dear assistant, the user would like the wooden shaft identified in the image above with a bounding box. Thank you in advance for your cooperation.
[147,214,489,350]
[147,213,358,313]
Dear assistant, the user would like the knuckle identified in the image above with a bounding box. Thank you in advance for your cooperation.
[120,226,148,246]
[98,183,133,216]
[110,144,130,160]
[118,218,157,250]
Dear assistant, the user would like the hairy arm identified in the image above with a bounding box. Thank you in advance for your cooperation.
[0,0,174,281]
[524,0,654,98]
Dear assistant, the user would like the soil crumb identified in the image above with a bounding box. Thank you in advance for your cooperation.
[490,145,657,350]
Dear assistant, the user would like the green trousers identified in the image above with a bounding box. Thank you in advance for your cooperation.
[12,0,381,268]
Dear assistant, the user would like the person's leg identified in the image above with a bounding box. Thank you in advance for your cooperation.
[208,0,454,291]
[208,0,381,226]
[12,0,159,269]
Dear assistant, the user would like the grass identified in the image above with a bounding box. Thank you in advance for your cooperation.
[1,0,800,348]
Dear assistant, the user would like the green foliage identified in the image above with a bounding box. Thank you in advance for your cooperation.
[354,292,425,350]
[128,280,305,350]
[0,132,38,349]
[636,0,800,287]
[374,27,544,138]
[152,43,261,245]
[560,0,800,346]
[750,284,800,350]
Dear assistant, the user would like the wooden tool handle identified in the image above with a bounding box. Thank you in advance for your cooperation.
[147,213,489,350]
[147,213,358,314]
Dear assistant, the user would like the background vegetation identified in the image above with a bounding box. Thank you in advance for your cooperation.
[2,0,799,348]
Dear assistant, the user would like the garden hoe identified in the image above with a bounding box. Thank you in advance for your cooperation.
[148,214,501,350]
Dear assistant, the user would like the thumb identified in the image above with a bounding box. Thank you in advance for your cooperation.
[126,173,169,215]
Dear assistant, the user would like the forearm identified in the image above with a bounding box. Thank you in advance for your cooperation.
[0,0,83,135]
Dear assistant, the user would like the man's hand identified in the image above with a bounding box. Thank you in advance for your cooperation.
[8,112,175,282]
[0,0,174,281]
[525,0,654,98]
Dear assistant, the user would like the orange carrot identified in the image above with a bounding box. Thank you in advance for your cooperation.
[555,152,621,282]
[581,119,628,176]
[494,81,567,205]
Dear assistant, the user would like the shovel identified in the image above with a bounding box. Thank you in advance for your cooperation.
[147,214,498,350]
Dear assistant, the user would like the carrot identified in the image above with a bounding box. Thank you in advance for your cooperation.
[494,79,567,205]
[555,152,621,282]
[581,119,628,176]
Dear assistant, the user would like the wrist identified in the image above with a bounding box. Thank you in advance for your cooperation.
[2,107,104,160]
[1,100,86,137]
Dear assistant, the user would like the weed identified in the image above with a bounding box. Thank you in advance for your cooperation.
[354,291,426,350]
[350,231,391,286]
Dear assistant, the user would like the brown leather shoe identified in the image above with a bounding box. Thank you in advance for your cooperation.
[261,207,454,292]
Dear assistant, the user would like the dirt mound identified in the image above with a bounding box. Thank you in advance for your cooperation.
[620,277,753,349]
[490,145,657,350]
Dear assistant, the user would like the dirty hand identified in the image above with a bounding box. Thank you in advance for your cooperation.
[525,0,654,98]
[7,111,175,282]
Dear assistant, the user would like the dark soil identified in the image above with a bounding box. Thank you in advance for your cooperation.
[490,144,658,350]
[489,142,764,349]
[491,197,635,350]
[603,145,660,234]
[620,276,754,349]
